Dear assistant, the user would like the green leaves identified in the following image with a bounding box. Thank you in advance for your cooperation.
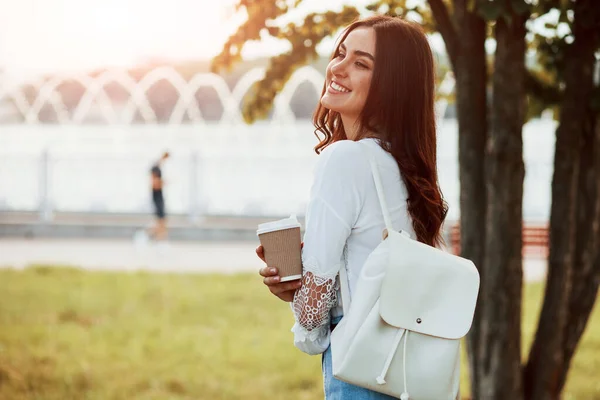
[477,0,505,21]
[510,0,531,16]
[476,0,531,22]
[525,68,562,119]
[212,0,592,125]
[213,0,444,123]
[366,0,435,31]
[211,0,300,73]
[236,7,360,122]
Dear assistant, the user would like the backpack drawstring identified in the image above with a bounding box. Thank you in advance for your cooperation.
[376,329,410,400]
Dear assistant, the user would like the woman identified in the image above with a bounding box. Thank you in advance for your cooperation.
[258,15,448,399]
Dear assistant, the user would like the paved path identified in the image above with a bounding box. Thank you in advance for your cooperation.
[0,238,264,274]
[0,212,283,241]
[0,238,548,282]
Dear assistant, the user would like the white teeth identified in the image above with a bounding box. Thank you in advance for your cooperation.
[331,82,350,93]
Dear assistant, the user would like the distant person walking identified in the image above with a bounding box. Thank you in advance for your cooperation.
[149,151,170,240]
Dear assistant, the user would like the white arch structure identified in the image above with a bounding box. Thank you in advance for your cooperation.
[0,66,455,125]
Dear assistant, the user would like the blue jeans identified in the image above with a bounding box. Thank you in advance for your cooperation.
[322,317,396,400]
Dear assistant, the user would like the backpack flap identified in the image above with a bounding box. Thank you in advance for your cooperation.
[379,230,480,340]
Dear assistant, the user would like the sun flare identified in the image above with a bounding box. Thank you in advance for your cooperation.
[1,0,239,77]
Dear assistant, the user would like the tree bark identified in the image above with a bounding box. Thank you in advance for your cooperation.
[428,1,488,397]
[557,111,600,392]
[427,0,460,67]
[454,13,488,400]
[481,14,527,399]
[525,1,600,398]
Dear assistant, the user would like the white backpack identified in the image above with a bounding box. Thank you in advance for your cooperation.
[330,143,480,400]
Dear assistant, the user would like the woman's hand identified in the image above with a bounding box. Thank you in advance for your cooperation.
[256,244,303,302]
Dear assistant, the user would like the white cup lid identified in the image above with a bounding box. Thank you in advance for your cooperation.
[257,215,301,235]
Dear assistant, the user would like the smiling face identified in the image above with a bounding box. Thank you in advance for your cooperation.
[321,27,376,136]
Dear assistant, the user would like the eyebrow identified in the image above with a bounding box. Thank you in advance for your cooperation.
[340,43,375,62]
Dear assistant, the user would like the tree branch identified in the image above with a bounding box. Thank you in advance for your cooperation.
[427,0,459,67]
[211,0,295,73]
[525,0,600,397]
[525,69,562,108]
[557,112,600,390]
[240,7,360,122]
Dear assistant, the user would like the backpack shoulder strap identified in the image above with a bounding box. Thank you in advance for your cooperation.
[338,140,394,316]
[358,140,394,234]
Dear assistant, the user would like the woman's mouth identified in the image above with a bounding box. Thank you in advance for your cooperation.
[328,81,351,94]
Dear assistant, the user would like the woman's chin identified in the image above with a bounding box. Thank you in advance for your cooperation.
[320,96,341,112]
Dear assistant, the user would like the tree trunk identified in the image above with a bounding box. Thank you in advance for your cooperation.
[427,0,487,313]
[480,14,527,399]
[557,111,600,391]
[427,2,487,267]
[453,11,488,400]
[428,1,488,397]
[525,1,600,398]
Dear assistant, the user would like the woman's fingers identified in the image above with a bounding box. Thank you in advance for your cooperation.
[259,266,278,277]
[262,275,302,288]
[269,280,302,294]
[262,274,301,289]
[262,275,280,285]
[255,245,266,262]
[257,243,302,301]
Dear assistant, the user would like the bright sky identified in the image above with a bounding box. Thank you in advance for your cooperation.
[0,0,556,84]
[0,0,240,79]
[0,0,379,82]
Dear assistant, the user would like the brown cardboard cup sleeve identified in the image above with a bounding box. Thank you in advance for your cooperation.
[257,216,303,282]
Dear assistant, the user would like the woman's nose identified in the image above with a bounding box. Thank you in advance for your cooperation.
[330,59,348,77]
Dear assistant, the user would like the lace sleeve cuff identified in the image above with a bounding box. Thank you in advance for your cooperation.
[289,256,340,355]
[290,318,331,355]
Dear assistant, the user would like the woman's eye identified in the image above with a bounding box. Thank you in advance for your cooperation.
[356,62,367,69]
[337,52,346,59]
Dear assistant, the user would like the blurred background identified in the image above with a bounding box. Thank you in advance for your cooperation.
[0,0,597,399]
[0,0,556,233]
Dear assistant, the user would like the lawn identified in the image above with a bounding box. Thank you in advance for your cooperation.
[0,266,598,400]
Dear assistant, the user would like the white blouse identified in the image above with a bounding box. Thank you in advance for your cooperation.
[291,138,415,355]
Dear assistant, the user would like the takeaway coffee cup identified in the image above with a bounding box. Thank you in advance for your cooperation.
[257,215,302,282]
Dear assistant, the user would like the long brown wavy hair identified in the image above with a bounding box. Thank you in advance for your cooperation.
[313,15,448,247]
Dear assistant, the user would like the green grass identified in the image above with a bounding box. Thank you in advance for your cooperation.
[0,266,598,400]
